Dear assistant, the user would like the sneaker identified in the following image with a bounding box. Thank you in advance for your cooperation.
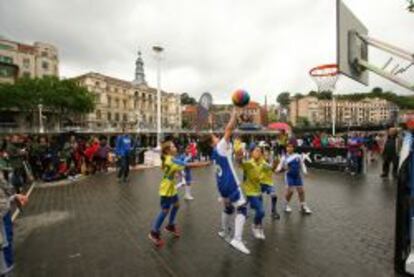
[184,194,194,200]
[252,226,262,240]
[218,229,231,242]
[284,205,292,213]
[230,239,250,255]
[259,228,266,240]
[164,224,180,238]
[272,211,281,220]
[148,231,164,247]
[301,205,312,215]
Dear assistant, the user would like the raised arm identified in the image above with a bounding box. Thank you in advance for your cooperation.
[224,108,239,143]
[275,156,285,173]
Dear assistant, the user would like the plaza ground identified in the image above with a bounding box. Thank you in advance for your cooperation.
[14,162,397,277]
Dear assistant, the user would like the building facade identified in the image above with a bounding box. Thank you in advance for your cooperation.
[74,52,181,131]
[0,37,59,83]
[182,101,267,131]
[289,96,399,126]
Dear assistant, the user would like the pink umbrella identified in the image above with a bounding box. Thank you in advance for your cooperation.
[268,122,291,132]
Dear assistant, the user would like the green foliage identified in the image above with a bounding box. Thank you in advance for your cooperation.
[297,116,310,127]
[0,76,95,115]
[267,112,278,123]
[277,92,291,107]
[181,93,197,105]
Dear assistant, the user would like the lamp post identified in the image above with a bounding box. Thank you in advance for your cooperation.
[38,103,44,134]
[152,45,164,149]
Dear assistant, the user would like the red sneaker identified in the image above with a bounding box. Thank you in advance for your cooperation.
[164,224,180,238]
[148,231,164,247]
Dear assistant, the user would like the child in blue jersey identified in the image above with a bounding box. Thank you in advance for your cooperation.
[276,143,312,214]
[200,108,250,255]
[148,141,209,247]
[176,146,195,200]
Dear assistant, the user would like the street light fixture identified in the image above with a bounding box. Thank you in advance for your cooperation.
[38,103,44,134]
[152,45,164,149]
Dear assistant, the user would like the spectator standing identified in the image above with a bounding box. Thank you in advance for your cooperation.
[381,127,401,178]
[5,135,26,193]
[115,132,132,183]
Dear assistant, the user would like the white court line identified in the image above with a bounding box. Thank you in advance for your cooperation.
[12,182,36,222]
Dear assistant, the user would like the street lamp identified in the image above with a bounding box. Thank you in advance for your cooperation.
[152,45,164,149]
[38,103,44,134]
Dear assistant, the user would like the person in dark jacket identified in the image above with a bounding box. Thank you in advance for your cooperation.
[381,127,401,178]
[115,131,132,183]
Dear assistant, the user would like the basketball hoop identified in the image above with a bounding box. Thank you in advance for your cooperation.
[309,64,339,92]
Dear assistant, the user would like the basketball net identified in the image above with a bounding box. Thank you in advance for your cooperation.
[309,64,339,92]
[309,64,339,135]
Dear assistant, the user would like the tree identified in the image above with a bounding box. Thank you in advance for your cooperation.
[277,92,291,107]
[0,76,95,126]
[180,93,197,105]
[297,116,310,127]
[267,112,278,123]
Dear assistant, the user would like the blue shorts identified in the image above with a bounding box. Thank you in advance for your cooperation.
[220,187,246,207]
[260,184,276,194]
[0,212,13,275]
[285,174,303,187]
[160,195,179,209]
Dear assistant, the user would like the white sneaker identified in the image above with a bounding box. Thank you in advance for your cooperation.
[284,205,292,213]
[259,229,266,240]
[252,226,262,240]
[230,239,250,255]
[184,194,194,200]
[301,205,312,214]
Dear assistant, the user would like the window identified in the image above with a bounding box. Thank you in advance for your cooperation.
[123,100,127,109]
[123,114,128,122]
[42,61,49,70]
[0,56,13,64]
[115,98,119,108]
[115,113,120,121]
[22,72,31,78]
[96,110,101,120]
[107,96,112,107]
[95,81,100,87]
[108,112,112,121]
[41,51,48,57]
[23,58,30,68]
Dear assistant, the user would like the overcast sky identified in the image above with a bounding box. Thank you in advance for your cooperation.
[1,0,413,104]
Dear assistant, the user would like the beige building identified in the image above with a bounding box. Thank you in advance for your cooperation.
[74,52,181,132]
[289,96,399,126]
[0,37,59,83]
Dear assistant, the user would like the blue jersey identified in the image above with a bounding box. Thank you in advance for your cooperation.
[212,139,240,197]
[278,153,306,177]
[278,153,306,187]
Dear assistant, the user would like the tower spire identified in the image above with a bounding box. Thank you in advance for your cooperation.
[133,50,146,86]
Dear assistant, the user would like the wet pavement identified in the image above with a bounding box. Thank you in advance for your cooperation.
[14,162,397,277]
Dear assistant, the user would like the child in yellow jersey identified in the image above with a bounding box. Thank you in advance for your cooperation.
[148,141,209,247]
[238,144,266,240]
[260,148,280,220]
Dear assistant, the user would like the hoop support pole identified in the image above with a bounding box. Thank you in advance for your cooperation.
[358,59,414,91]
[359,34,414,63]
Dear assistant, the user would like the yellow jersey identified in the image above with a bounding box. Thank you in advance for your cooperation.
[241,159,262,196]
[260,159,274,186]
[159,155,185,197]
